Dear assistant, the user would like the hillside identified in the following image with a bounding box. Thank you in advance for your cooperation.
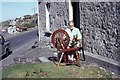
[1,14,38,29]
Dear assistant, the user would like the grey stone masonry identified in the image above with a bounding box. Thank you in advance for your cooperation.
[80,2,120,61]
[38,2,69,31]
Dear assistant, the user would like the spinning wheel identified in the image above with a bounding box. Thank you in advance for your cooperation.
[51,29,70,49]
[51,29,82,67]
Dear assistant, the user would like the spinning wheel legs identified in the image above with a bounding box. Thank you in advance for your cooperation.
[76,51,80,67]
[57,51,80,67]
[58,52,64,66]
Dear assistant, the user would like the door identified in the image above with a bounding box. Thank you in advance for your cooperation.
[72,2,80,29]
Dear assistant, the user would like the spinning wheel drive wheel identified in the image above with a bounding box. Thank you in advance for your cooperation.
[51,29,70,49]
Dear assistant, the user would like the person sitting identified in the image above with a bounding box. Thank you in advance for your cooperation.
[65,21,82,62]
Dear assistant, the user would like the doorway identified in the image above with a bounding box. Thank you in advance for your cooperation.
[72,2,80,29]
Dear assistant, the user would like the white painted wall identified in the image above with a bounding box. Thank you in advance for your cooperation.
[8,20,18,34]
[8,26,13,34]
[69,0,73,21]
[45,4,50,32]
[37,0,41,42]
[8,26,18,34]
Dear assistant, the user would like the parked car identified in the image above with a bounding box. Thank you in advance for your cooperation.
[0,34,12,59]
[16,26,28,32]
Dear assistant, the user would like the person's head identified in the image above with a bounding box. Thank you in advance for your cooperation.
[68,21,74,29]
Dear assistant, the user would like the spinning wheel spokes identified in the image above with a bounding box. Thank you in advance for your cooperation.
[51,29,70,49]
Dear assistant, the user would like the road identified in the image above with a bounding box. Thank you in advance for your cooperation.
[7,29,38,51]
[0,29,38,68]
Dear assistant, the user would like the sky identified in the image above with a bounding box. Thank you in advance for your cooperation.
[0,0,37,22]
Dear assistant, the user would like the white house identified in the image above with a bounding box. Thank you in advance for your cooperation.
[8,20,18,34]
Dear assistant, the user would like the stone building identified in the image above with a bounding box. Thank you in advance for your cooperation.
[38,0,120,74]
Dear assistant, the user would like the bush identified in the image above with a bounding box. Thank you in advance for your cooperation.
[22,23,36,28]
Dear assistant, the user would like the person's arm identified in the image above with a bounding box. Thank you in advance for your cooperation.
[77,29,82,40]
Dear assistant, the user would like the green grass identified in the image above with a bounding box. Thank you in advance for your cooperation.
[2,62,117,78]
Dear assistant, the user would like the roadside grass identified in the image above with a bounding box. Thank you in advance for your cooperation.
[2,62,117,78]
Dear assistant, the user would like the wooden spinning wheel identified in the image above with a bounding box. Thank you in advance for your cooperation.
[51,29,70,49]
[51,29,81,67]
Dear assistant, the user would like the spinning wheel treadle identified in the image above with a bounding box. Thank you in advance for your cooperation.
[51,29,70,49]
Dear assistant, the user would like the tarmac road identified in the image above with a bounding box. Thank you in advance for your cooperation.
[6,29,38,50]
[0,29,38,68]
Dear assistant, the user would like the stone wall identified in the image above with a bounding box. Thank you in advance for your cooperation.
[49,2,69,31]
[38,2,120,61]
[80,2,120,61]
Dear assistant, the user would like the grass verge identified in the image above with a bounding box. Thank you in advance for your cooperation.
[2,62,118,78]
